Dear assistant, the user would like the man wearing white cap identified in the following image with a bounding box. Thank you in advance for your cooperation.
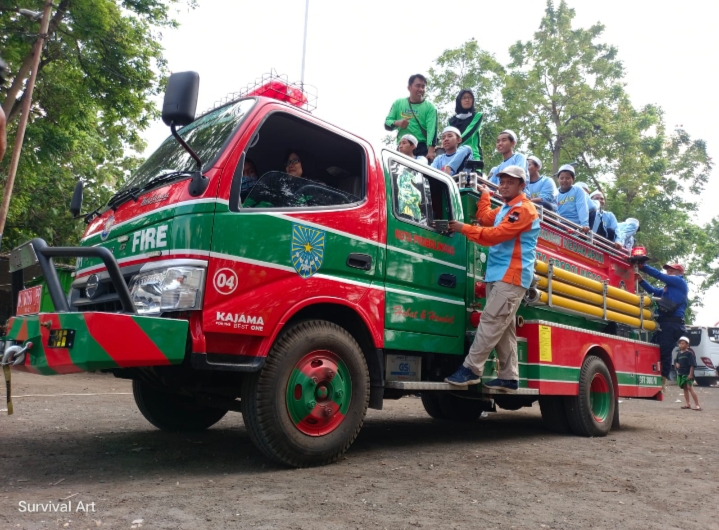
[525,155,558,211]
[487,130,528,185]
[556,164,590,232]
[589,190,618,239]
[445,165,540,390]
[397,134,428,164]
[431,126,473,176]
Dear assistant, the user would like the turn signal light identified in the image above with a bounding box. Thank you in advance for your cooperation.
[470,311,481,328]
[474,282,487,299]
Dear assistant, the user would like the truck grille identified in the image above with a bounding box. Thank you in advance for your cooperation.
[71,272,135,313]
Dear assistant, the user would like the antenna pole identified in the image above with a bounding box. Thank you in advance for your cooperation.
[301,0,310,86]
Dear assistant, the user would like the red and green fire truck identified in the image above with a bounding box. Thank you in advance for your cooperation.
[2,72,662,467]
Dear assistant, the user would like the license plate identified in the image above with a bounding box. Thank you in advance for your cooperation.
[16,285,43,316]
[385,354,421,382]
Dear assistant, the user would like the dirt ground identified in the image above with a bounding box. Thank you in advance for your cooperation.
[1,371,717,530]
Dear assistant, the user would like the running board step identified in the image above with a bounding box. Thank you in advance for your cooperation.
[385,381,467,391]
[384,381,539,395]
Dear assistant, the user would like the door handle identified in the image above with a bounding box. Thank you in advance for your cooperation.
[346,253,373,271]
[438,273,456,288]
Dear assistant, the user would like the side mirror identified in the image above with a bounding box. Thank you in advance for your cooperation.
[162,71,199,127]
[70,180,84,217]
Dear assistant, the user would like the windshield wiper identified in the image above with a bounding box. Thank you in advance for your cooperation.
[139,170,194,192]
[107,186,141,211]
[105,171,193,212]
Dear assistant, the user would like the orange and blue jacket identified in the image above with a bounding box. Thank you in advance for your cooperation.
[461,192,540,288]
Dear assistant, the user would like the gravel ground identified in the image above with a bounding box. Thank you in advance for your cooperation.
[1,371,717,530]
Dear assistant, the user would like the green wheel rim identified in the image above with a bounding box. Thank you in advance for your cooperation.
[285,350,352,436]
[589,372,611,423]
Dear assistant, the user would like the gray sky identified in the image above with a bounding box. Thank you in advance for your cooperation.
[142,0,719,325]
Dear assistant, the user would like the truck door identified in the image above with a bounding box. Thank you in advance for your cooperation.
[205,108,381,346]
[381,150,466,355]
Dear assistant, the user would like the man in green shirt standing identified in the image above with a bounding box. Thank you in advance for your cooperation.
[385,74,438,161]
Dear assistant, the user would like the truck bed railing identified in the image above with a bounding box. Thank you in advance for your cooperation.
[455,172,631,261]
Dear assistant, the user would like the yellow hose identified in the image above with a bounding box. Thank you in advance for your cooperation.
[534,290,656,331]
[534,260,642,306]
[535,277,652,319]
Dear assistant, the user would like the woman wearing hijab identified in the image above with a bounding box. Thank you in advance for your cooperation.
[448,89,483,161]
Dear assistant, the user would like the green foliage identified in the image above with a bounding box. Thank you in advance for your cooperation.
[0,0,193,248]
[428,0,716,298]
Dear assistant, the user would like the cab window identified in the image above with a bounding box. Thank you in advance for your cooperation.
[233,112,365,210]
[389,160,452,232]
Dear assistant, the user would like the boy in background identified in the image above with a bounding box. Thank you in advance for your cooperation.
[674,336,701,411]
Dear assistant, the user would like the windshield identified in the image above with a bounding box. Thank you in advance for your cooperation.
[119,99,256,193]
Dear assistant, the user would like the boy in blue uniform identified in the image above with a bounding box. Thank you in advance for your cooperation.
[555,164,590,232]
[488,130,527,185]
[589,190,618,239]
[525,155,557,211]
[431,126,473,176]
[638,262,688,391]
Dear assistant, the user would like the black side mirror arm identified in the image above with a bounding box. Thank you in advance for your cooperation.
[170,122,208,197]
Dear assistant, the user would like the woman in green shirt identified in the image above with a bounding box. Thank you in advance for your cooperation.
[449,90,482,161]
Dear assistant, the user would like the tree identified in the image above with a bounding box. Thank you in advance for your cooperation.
[427,0,716,303]
[0,0,194,248]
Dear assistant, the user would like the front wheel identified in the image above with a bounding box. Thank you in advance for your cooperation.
[564,356,615,437]
[132,380,228,432]
[241,320,369,467]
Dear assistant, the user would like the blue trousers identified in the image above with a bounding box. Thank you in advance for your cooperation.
[654,321,686,378]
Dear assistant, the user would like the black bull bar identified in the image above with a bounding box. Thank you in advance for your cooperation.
[9,238,136,315]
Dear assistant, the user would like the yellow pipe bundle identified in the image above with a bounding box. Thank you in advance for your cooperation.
[533,290,657,331]
[534,260,641,306]
[535,277,652,320]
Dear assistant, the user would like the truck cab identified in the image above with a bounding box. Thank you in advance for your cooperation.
[3,72,662,467]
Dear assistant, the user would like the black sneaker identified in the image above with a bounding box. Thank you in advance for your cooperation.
[483,378,519,392]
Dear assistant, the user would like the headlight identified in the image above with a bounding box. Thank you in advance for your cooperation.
[128,266,205,315]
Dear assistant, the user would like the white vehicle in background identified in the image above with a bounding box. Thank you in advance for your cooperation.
[672,327,719,387]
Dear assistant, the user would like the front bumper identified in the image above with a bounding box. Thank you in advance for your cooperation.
[3,312,188,375]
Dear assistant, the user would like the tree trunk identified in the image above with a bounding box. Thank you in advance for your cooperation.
[1,0,69,120]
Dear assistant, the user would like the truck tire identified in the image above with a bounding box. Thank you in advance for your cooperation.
[695,378,711,387]
[437,394,486,421]
[420,393,446,419]
[564,356,615,437]
[539,396,571,433]
[241,320,369,467]
[132,380,228,432]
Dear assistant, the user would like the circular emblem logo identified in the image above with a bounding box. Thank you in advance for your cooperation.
[86,274,100,298]
[213,268,238,295]
[100,215,115,241]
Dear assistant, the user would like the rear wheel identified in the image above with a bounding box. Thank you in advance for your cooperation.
[564,356,615,437]
[539,396,571,433]
[437,394,487,421]
[241,320,369,467]
[420,393,446,419]
[132,380,228,432]
[695,378,712,387]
